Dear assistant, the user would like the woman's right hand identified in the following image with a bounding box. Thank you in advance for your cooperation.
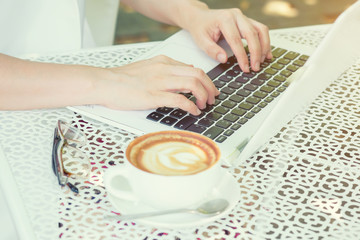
[95,55,220,116]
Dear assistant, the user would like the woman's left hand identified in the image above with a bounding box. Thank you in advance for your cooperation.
[182,6,273,73]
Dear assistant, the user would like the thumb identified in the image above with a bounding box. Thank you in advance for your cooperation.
[196,35,228,63]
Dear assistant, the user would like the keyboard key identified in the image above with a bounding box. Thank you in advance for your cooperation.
[231,123,241,130]
[214,80,226,88]
[265,96,274,103]
[245,112,255,119]
[280,69,292,77]
[229,95,244,103]
[198,118,214,127]
[244,84,258,91]
[277,58,291,65]
[207,63,232,80]
[160,116,177,126]
[189,96,197,104]
[272,48,287,58]
[156,107,173,114]
[187,124,206,133]
[214,99,221,106]
[287,65,299,72]
[257,73,272,80]
[267,80,281,87]
[271,63,285,70]
[253,90,268,99]
[219,75,233,82]
[274,75,286,82]
[259,102,268,108]
[239,102,254,110]
[174,116,197,129]
[271,91,280,98]
[146,112,164,121]
[221,87,236,95]
[299,55,309,61]
[224,129,234,136]
[284,51,300,60]
[221,100,236,108]
[215,135,227,143]
[242,72,256,78]
[277,86,287,92]
[227,81,243,89]
[265,68,278,75]
[260,85,274,93]
[206,112,222,121]
[293,59,306,67]
[237,89,251,97]
[224,113,239,122]
[170,109,187,119]
[260,61,270,68]
[216,120,232,129]
[214,106,229,114]
[251,106,262,113]
[238,118,248,125]
[216,93,228,100]
[246,96,261,104]
[226,70,240,77]
[203,126,224,139]
[231,108,246,116]
[251,78,265,86]
[235,75,250,83]
[191,111,206,118]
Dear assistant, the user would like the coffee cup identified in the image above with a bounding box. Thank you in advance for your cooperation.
[104,130,222,210]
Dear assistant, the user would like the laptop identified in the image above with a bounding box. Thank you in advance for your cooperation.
[69,1,360,166]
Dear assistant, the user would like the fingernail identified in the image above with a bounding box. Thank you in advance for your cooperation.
[217,53,227,63]
[244,64,249,72]
[196,108,202,115]
[261,55,265,63]
[255,62,260,71]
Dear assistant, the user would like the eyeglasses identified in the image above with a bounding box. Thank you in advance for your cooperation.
[52,120,91,194]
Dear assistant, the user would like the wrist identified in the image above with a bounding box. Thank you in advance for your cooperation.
[175,0,208,30]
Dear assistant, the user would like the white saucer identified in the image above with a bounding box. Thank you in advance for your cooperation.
[107,169,239,229]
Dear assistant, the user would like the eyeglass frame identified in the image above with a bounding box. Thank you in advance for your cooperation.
[51,120,89,194]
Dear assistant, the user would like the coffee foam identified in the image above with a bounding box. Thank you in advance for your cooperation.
[128,133,218,176]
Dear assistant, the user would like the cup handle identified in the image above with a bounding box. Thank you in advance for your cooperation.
[104,166,138,202]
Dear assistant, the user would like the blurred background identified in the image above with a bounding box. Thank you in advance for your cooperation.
[114,0,357,44]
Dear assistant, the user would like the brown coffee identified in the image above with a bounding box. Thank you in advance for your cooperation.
[126,131,220,176]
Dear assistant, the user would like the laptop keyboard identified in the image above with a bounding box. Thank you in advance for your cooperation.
[146,47,309,143]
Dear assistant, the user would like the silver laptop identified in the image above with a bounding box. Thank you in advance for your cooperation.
[69,1,360,166]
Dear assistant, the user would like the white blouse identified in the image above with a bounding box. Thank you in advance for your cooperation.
[0,0,119,57]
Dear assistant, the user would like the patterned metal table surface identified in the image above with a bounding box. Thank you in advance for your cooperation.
[0,25,359,240]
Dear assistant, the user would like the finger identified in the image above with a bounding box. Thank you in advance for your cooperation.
[160,75,211,109]
[249,19,273,61]
[217,15,250,72]
[170,65,220,100]
[235,17,263,72]
[152,91,201,116]
[150,55,220,98]
[193,32,229,64]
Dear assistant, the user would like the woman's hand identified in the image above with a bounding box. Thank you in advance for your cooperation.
[181,6,273,73]
[96,55,220,115]
[121,0,272,73]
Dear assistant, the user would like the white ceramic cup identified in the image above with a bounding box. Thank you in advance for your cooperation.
[104,130,222,210]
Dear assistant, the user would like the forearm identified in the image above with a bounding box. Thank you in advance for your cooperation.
[0,54,106,110]
[121,0,208,29]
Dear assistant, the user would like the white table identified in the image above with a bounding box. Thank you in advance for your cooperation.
[1,25,359,240]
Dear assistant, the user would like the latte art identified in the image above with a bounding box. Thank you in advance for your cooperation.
[127,132,219,176]
[140,142,209,175]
